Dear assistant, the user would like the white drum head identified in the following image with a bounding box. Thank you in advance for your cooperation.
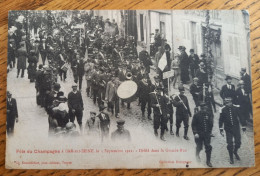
[117,80,138,99]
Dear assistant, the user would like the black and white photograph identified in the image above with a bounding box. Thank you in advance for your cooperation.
[6,10,254,169]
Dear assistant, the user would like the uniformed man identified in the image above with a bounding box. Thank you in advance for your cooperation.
[219,97,246,164]
[150,86,169,141]
[171,85,192,140]
[6,91,18,136]
[111,119,131,142]
[97,105,110,142]
[192,102,213,167]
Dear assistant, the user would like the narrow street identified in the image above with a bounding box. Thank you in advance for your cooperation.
[6,61,255,168]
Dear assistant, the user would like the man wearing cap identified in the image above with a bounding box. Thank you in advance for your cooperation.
[68,83,84,133]
[111,119,131,142]
[236,80,252,123]
[35,64,44,106]
[220,76,236,103]
[27,50,38,82]
[195,62,208,86]
[178,46,190,84]
[39,38,47,65]
[154,29,162,51]
[150,85,169,141]
[91,65,100,105]
[42,66,53,108]
[139,45,152,73]
[97,105,110,142]
[97,67,107,106]
[240,68,252,95]
[171,85,192,140]
[6,91,18,136]
[219,97,246,164]
[139,75,152,120]
[105,75,120,117]
[189,49,200,78]
[190,77,201,107]
[77,56,86,91]
[192,102,213,167]
[85,112,100,137]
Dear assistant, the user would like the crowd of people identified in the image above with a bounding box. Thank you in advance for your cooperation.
[6,10,253,167]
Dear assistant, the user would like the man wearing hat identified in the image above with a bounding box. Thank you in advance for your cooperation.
[171,84,192,140]
[111,119,131,142]
[189,49,200,78]
[85,111,100,137]
[190,77,202,107]
[150,85,169,141]
[6,91,18,136]
[97,105,110,142]
[68,83,84,133]
[195,62,208,86]
[178,45,190,84]
[240,67,252,95]
[192,102,213,167]
[220,75,236,103]
[236,80,252,123]
[8,38,16,69]
[219,97,246,164]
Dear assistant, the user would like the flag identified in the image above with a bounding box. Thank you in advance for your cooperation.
[158,52,167,71]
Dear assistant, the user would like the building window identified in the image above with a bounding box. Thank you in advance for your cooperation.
[140,14,144,41]
[160,21,165,39]
[229,35,240,57]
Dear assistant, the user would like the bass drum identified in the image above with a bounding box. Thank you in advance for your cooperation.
[117,80,138,102]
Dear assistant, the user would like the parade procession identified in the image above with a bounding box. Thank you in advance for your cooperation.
[6,10,254,168]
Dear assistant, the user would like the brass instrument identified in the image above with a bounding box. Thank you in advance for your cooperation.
[125,72,132,80]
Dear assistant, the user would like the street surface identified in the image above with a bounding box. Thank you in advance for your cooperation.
[6,59,255,168]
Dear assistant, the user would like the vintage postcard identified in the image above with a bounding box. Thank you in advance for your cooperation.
[6,10,254,169]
